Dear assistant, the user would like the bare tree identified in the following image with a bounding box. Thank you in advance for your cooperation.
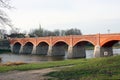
[30,26,44,37]
[0,0,12,28]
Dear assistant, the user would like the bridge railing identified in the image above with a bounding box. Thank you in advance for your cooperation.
[9,33,120,42]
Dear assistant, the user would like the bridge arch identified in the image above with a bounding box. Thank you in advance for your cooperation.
[101,38,120,47]
[13,42,21,54]
[73,39,95,46]
[37,41,50,46]
[23,41,35,46]
[101,40,119,47]
[36,42,49,55]
[23,42,33,54]
[53,40,69,46]
[13,41,23,46]
[100,38,120,57]
[52,41,69,56]
[73,40,94,58]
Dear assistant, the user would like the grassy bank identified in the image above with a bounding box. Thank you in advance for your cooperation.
[0,59,83,72]
[47,55,120,80]
[0,55,120,80]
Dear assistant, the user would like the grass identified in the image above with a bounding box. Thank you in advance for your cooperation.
[0,59,83,72]
[47,55,120,80]
[0,55,120,80]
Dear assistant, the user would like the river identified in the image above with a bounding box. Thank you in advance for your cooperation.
[0,49,120,63]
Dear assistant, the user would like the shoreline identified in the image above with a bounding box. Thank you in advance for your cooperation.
[0,55,119,80]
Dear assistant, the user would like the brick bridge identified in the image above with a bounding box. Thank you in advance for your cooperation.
[9,33,120,58]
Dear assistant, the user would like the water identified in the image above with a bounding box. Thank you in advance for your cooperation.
[0,49,120,63]
[0,54,65,63]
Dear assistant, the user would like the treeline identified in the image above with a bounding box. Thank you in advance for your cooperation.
[7,27,82,38]
[29,27,82,37]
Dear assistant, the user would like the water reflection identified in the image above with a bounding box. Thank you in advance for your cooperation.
[0,53,65,63]
[113,49,120,55]
[86,50,94,58]
[0,49,120,63]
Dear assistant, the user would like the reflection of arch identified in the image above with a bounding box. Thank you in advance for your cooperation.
[73,39,95,47]
[52,41,68,56]
[13,42,21,54]
[53,40,69,46]
[23,42,33,54]
[36,42,49,55]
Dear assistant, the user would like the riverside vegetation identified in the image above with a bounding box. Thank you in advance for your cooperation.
[47,55,120,80]
[0,55,120,80]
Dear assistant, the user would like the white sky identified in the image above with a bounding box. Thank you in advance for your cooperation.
[6,0,120,34]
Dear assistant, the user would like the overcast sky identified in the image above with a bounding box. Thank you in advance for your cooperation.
[6,0,120,34]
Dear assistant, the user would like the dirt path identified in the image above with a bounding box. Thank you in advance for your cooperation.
[0,68,57,80]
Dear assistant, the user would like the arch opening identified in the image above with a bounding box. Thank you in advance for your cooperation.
[23,42,33,54]
[36,42,49,55]
[73,41,94,58]
[52,41,68,56]
[102,40,120,56]
[13,42,21,54]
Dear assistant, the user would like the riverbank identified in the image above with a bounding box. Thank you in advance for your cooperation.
[0,55,120,80]
[0,49,11,54]
[47,55,120,80]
